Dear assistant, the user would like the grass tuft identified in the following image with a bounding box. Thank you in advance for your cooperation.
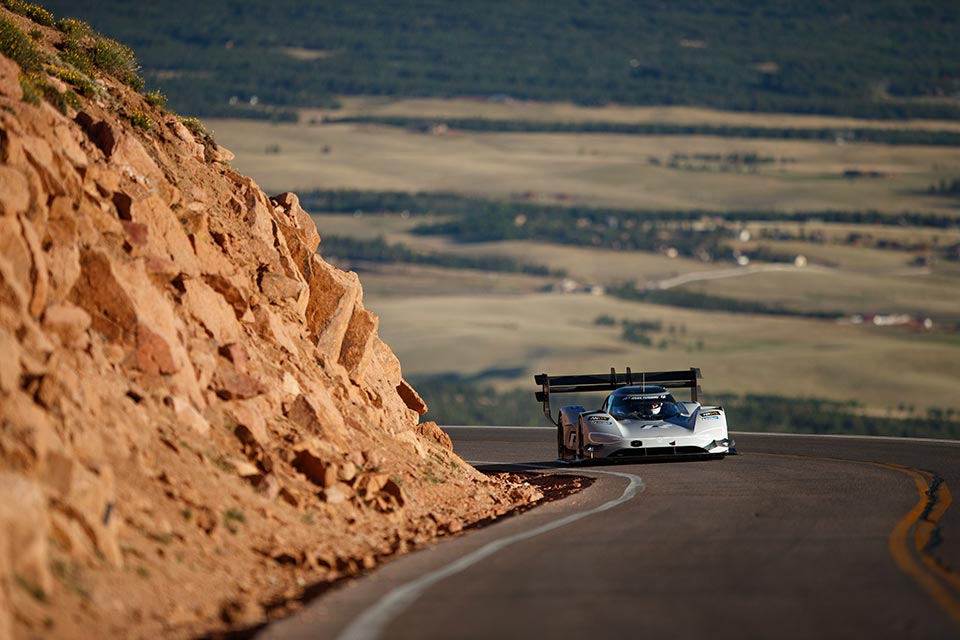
[178,115,207,138]
[48,63,97,96]
[90,36,143,90]
[0,15,44,73]
[14,573,46,602]
[129,108,153,131]
[144,88,166,109]
[18,71,42,104]
[2,1,55,26]
[223,508,245,534]
[55,16,145,90]
[22,3,54,26]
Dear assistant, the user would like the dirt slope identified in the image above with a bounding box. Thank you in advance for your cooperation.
[0,7,540,638]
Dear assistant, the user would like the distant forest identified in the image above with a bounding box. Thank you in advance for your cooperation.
[332,116,960,147]
[39,0,960,120]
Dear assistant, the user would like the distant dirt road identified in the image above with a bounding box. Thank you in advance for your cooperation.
[260,431,960,640]
[654,263,830,289]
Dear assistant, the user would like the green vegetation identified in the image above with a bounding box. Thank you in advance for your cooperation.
[302,190,960,231]
[89,35,141,90]
[14,573,46,602]
[1,1,52,25]
[1,4,156,114]
[57,14,143,90]
[1,12,83,113]
[36,0,960,120]
[22,3,53,26]
[128,108,152,130]
[330,116,960,148]
[321,234,565,277]
[413,376,960,440]
[608,282,845,320]
[143,88,166,108]
[0,14,44,73]
[51,559,90,599]
[49,63,97,96]
[301,191,958,276]
[928,179,960,197]
[223,508,245,534]
[594,316,672,346]
[178,115,212,144]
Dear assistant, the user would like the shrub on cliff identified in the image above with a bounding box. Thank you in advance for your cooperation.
[0,14,43,73]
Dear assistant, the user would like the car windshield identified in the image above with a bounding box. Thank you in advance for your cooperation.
[610,396,680,420]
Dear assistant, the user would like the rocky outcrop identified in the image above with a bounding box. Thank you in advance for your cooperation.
[0,11,540,639]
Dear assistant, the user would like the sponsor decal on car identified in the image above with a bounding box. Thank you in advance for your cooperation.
[700,410,721,417]
[588,415,612,422]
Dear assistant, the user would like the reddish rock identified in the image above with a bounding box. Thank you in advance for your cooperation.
[271,192,321,280]
[415,421,453,451]
[0,474,51,604]
[0,30,541,640]
[339,307,378,381]
[183,278,241,344]
[69,249,138,345]
[0,330,21,393]
[259,271,304,304]
[285,393,346,444]
[291,446,338,488]
[398,379,428,415]
[75,112,120,158]
[169,396,211,436]
[0,52,23,101]
[135,323,177,375]
[121,219,149,248]
[218,342,249,371]
[0,167,30,216]
[42,304,91,349]
[212,361,269,400]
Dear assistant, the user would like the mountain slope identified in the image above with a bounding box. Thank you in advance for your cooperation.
[0,7,539,638]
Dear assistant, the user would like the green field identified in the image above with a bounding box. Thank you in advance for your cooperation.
[207,99,960,426]
[211,119,960,215]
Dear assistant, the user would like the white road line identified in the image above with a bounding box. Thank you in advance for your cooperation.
[442,425,554,431]
[732,431,960,446]
[336,465,645,640]
[443,426,960,446]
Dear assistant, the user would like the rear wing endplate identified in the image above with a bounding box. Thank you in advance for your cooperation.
[534,367,701,426]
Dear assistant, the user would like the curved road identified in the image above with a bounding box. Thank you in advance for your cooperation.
[260,429,960,640]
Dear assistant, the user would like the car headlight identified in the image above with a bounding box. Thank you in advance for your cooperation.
[587,432,621,444]
[705,438,732,450]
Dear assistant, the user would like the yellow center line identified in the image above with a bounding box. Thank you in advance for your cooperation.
[916,481,960,592]
[754,452,960,626]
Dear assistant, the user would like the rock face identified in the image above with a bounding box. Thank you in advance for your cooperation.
[0,12,540,639]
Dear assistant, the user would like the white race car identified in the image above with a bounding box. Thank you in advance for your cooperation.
[535,368,735,462]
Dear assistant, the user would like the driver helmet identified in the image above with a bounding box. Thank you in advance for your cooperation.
[648,401,662,416]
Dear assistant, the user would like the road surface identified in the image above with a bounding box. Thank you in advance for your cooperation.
[259,429,960,640]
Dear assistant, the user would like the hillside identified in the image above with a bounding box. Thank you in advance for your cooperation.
[0,5,542,638]
[37,0,960,120]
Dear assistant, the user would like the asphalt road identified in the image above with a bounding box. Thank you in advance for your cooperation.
[260,429,960,640]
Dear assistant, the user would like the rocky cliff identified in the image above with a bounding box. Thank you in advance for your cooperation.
[0,6,539,638]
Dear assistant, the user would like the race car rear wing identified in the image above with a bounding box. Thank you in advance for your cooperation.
[534,367,701,426]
